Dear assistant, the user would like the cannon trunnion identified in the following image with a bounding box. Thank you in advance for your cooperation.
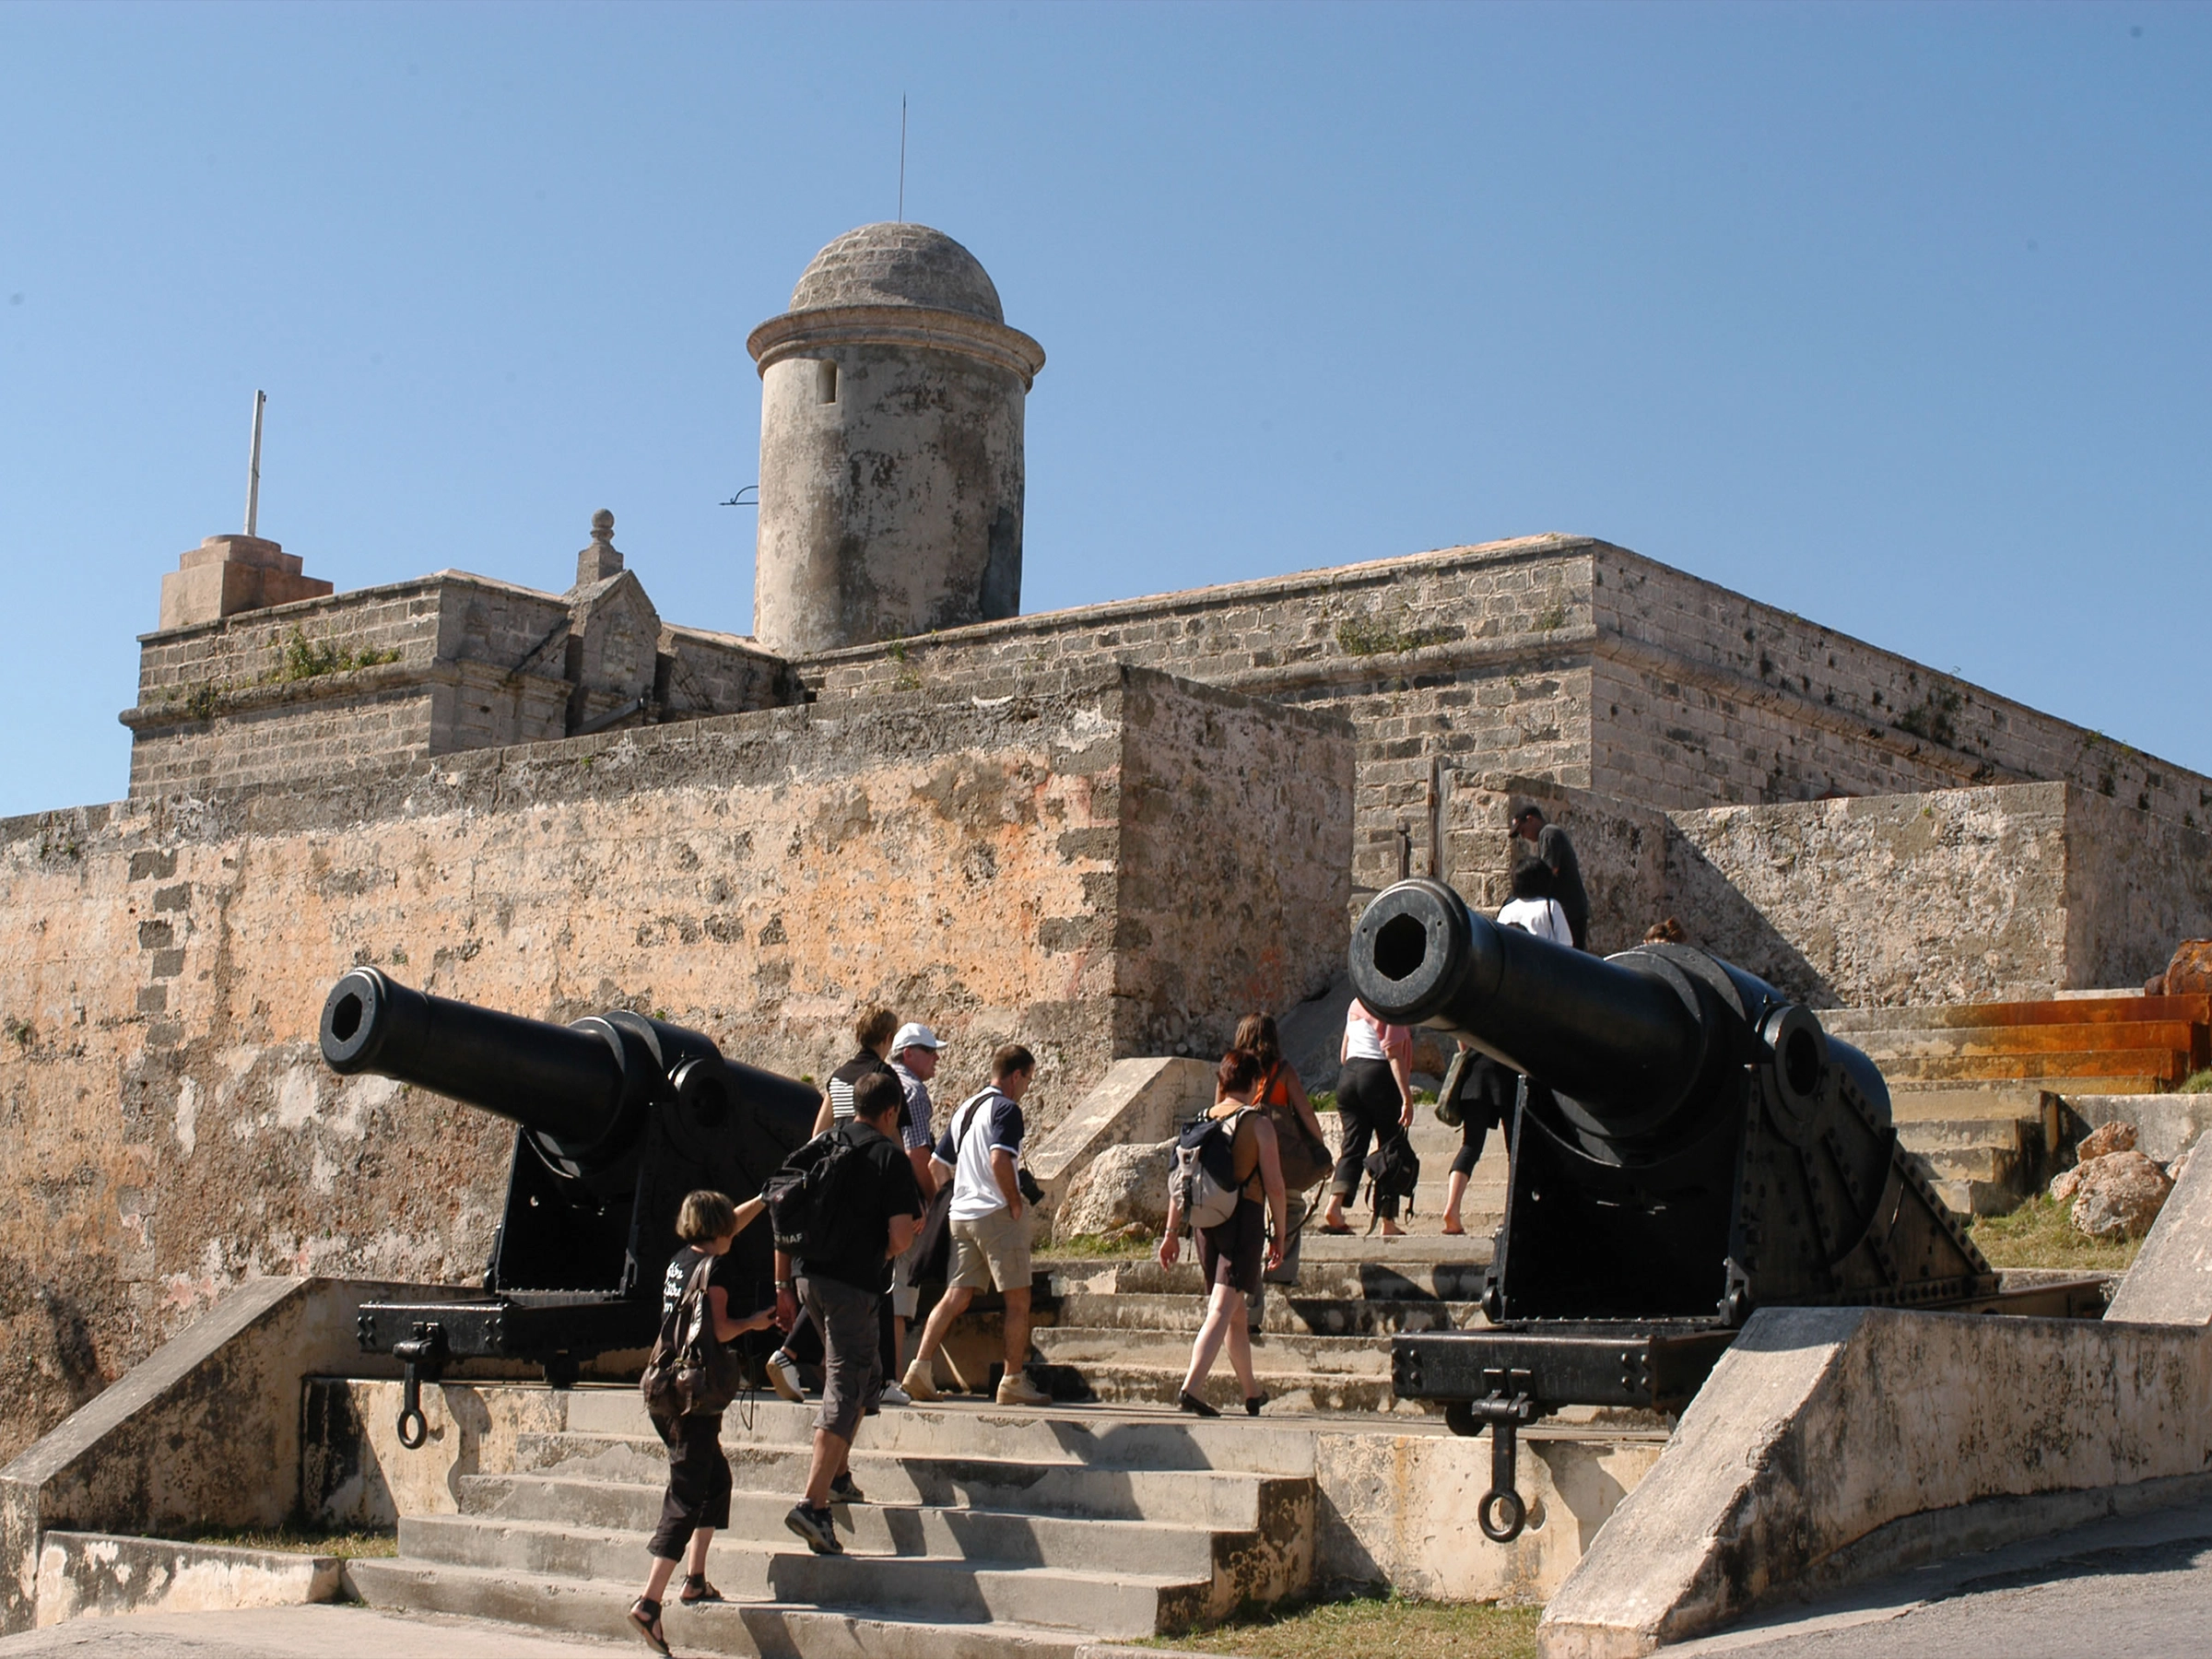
[319,969,818,1443]
[1347,880,2076,1541]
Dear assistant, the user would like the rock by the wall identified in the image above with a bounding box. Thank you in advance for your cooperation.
[1055,1141,1174,1240]
[2071,1150,2173,1241]
[0,666,1351,1465]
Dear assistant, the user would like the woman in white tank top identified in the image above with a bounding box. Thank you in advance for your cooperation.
[1322,999,1415,1235]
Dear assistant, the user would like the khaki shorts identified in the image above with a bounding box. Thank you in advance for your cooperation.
[948,1206,1032,1293]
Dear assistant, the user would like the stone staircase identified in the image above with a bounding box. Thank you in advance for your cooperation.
[1030,1101,1500,1414]
[1824,994,2212,1097]
[1824,994,2212,1215]
[344,1391,1315,1652]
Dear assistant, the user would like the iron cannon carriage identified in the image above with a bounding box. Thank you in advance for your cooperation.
[1348,879,2099,1541]
[318,968,818,1445]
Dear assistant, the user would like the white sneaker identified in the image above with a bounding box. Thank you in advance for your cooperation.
[877,1381,912,1407]
[995,1371,1052,1408]
[766,1349,805,1403]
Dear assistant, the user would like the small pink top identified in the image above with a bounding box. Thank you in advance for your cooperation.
[1343,999,1410,1064]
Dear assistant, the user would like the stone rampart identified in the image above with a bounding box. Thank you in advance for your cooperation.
[794,536,2212,899]
[0,666,1351,1464]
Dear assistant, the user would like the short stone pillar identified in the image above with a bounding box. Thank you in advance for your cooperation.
[575,510,625,588]
[157,535,334,631]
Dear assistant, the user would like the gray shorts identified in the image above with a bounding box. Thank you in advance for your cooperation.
[797,1274,882,1443]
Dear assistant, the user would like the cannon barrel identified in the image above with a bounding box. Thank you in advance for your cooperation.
[1350,878,1710,1124]
[320,967,629,1148]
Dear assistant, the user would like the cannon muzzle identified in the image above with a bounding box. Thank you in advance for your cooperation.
[322,967,629,1148]
[1350,878,1712,1129]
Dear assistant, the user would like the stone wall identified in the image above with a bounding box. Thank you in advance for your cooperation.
[795,536,2212,900]
[1665,784,2077,1007]
[2065,786,2212,991]
[1589,550,2206,822]
[0,666,1351,1463]
[123,571,786,799]
[1402,776,2212,1007]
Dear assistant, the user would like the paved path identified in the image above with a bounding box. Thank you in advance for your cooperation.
[1672,1496,2212,1658]
[0,1605,631,1657]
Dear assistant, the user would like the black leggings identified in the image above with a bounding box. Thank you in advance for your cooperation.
[648,1411,732,1561]
[1332,1058,1411,1218]
[1449,1056,1519,1178]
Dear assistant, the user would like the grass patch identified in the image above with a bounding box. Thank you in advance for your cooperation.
[1309,1090,1336,1112]
[263,626,402,684]
[1336,617,1452,657]
[1047,1230,1156,1259]
[2181,1069,2212,1095]
[1967,1194,2142,1272]
[1158,1591,1539,1659]
[168,1524,396,1559]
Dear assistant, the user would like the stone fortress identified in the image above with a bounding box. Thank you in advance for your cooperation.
[4,218,2211,1497]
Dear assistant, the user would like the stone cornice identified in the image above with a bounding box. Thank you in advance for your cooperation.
[747,303,1047,388]
[118,657,572,736]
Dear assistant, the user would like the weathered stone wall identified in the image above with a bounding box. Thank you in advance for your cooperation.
[1112,673,1356,1055]
[1408,777,2211,1007]
[2065,786,2212,991]
[1587,551,2204,818]
[0,666,1351,1464]
[1665,784,2077,1007]
[123,571,786,800]
[796,536,2211,900]
[802,536,1602,896]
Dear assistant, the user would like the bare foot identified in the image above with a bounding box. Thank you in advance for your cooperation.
[1381,1222,1405,1238]
[1441,1220,1465,1235]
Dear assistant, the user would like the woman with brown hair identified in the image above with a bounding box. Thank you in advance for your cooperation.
[1231,1013,1333,1203]
[1159,1050,1288,1416]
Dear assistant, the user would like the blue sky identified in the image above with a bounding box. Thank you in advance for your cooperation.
[3,1,2206,817]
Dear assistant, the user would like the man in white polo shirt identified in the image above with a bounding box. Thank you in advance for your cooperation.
[900,1042,1050,1407]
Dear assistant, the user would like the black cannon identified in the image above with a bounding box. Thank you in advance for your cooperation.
[319,968,818,1445]
[1349,881,2095,1542]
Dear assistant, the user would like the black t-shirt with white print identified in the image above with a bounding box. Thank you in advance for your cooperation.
[662,1244,747,1317]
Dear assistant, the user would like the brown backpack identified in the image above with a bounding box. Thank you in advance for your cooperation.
[1255,1065,1333,1193]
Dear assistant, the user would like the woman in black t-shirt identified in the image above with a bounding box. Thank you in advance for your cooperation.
[629,1190,775,1654]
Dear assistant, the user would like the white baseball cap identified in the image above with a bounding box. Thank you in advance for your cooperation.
[891,1022,943,1053]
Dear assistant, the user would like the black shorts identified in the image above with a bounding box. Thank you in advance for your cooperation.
[1197,1197,1265,1296]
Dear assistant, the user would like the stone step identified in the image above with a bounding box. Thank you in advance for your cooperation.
[1051,1257,1490,1301]
[557,1389,1340,1476]
[1903,1143,2023,1187]
[1881,1085,2057,1121]
[1876,1053,2180,1090]
[511,1431,1297,1528]
[1282,1230,1498,1264]
[1029,1327,1392,1378]
[1039,1359,1419,1417]
[347,1555,1188,1647]
[452,1476,1249,1579]
[1841,1020,2198,1064]
[1819,994,2211,1033]
[1893,1117,2031,1155]
[1053,1290,1478,1336]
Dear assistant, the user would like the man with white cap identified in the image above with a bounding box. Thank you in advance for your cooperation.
[887,1022,947,1378]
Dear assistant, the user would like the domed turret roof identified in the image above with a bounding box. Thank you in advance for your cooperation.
[789,223,1005,324]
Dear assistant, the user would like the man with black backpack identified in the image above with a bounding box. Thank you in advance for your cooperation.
[769,1071,922,1556]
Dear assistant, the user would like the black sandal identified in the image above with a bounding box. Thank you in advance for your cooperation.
[1178,1389,1220,1418]
[628,1596,671,1655]
[679,1572,725,1605]
[1245,1392,1269,1417]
